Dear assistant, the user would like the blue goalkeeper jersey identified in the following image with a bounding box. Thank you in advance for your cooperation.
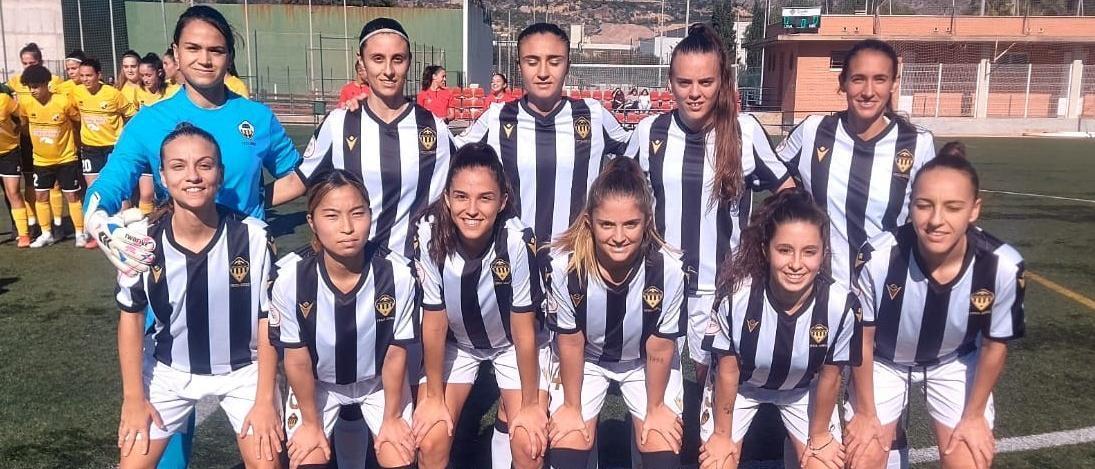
[85,88,300,219]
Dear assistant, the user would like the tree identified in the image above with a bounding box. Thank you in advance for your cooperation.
[711,1,738,63]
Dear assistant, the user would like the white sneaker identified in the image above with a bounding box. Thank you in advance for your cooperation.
[29,232,56,248]
[75,233,89,248]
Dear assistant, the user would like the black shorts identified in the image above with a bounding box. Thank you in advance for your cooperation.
[33,162,82,191]
[19,133,32,174]
[0,149,21,177]
[80,145,114,175]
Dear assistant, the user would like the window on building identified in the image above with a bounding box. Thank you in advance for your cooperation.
[829,50,849,70]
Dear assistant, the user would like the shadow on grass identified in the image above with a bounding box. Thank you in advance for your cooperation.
[0,277,16,295]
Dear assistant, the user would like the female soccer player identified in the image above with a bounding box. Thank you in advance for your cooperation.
[847,143,1024,469]
[0,84,29,247]
[698,189,860,469]
[417,65,456,122]
[626,22,792,408]
[75,58,136,188]
[411,143,549,469]
[273,169,418,469]
[545,157,687,468]
[86,5,301,276]
[8,43,63,237]
[114,124,281,469]
[56,50,87,97]
[117,50,143,104]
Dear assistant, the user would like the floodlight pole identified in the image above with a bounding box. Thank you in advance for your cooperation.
[758,0,770,104]
[685,0,691,30]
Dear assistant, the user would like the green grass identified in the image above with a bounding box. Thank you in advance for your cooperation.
[0,134,1093,468]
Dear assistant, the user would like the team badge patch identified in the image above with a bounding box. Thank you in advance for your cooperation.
[419,127,437,152]
[643,286,663,309]
[886,284,902,300]
[286,413,299,430]
[268,305,281,327]
[970,289,995,314]
[574,116,591,140]
[503,123,515,139]
[491,258,511,283]
[651,139,664,155]
[99,101,109,110]
[238,120,255,140]
[151,265,163,283]
[570,293,584,307]
[376,294,396,317]
[810,324,829,345]
[746,319,759,333]
[230,257,250,284]
[51,113,62,123]
[345,135,358,151]
[894,149,914,176]
[816,146,830,162]
[526,235,537,254]
[298,301,314,318]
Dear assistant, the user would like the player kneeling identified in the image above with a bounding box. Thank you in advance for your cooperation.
[844,142,1025,469]
[544,157,688,468]
[698,189,860,469]
[411,143,550,469]
[115,124,282,468]
[272,169,417,469]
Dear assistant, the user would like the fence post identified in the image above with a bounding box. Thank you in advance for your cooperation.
[974,59,990,118]
[934,63,943,118]
[1023,63,1032,118]
[1066,59,1083,118]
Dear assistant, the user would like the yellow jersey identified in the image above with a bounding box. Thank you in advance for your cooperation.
[120,81,140,106]
[7,73,64,106]
[225,75,250,98]
[72,83,135,147]
[55,79,79,97]
[165,83,182,99]
[0,93,20,154]
[134,86,168,110]
[19,93,80,166]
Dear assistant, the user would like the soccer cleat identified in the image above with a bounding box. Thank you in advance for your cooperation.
[16,236,31,248]
[75,233,90,248]
[29,232,56,248]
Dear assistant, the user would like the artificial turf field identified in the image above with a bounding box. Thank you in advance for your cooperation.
[0,129,1093,468]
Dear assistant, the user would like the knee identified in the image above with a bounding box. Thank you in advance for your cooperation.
[509,429,545,469]
[415,427,452,468]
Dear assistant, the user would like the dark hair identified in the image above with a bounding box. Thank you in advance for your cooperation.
[305,170,373,252]
[65,49,87,63]
[117,50,142,89]
[716,189,831,297]
[839,39,899,111]
[151,123,225,223]
[139,53,166,91]
[913,141,980,197]
[419,143,515,265]
[670,22,744,206]
[517,23,570,57]
[358,17,410,54]
[553,157,664,279]
[421,65,445,91]
[122,50,141,62]
[173,6,236,61]
[493,72,508,85]
[21,65,52,87]
[163,48,175,60]
[20,43,43,62]
[81,58,102,74]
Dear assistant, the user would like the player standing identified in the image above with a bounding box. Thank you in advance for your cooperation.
[0,84,30,246]
[74,58,136,188]
[9,43,64,237]
[116,50,144,104]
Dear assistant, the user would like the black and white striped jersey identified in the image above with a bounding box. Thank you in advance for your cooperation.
[455,97,631,244]
[702,277,861,391]
[270,243,419,385]
[626,111,789,294]
[856,224,1026,367]
[296,103,453,259]
[415,215,541,350]
[544,244,687,364]
[777,112,935,286]
[116,208,274,376]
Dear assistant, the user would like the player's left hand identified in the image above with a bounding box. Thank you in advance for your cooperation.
[944,416,996,469]
[802,431,845,469]
[376,416,416,466]
[240,403,285,461]
[640,403,683,454]
[510,403,549,460]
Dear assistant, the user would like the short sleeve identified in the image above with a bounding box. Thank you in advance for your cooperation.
[909,130,937,178]
[775,117,809,165]
[262,112,302,179]
[622,115,651,160]
[599,104,631,156]
[742,115,789,192]
[826,294,862,366]
[270,273,304,348]
[854,244,878,325]
[546,259,579,334]
[986,261,1025,341]
[415,222,445,310]
[294,111,338,184]
[702,296,736,356]
[454,103,495,147]
[508,228,536,314]
[392,268,420,344]
[257,235,276,318]
[654,265,687,339]
[115,277,149,314]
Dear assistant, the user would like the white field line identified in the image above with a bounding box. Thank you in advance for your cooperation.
[909,426,1095,463]
[982,189,1095,205]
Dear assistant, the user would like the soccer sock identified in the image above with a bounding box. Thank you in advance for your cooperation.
[25,197,37,226]
[34,201,51,233]
[639,450,681,468]
[49,188,63,225]
[492,418,513,469]
[139,200,154,215]
[11,207,28,236]
[548,448,593,469]
[67,200,84,232]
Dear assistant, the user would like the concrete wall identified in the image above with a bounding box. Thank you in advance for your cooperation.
[0,0,66,81]
[749,111,1095,137]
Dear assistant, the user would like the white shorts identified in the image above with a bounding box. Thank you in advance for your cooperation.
[679,292,716,366]
[285,376,413,439]
[699,381,841,445]
[143,359,259,440]
[845,352,994,430]
[418,342,551,391]
[547,357,684,422]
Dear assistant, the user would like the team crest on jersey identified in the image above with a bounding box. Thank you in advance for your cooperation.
[238,120,255,140]
[99,101,110,110]
[230,257,250,285]
[345,135,358,151]
[491,258,511,283]
[574,116,591,140]
[746,319,759,333]
[151,265,163,283]
[894,149,914,177]
[286,413,299,430]
[651,139,664,155]
[376,294,396,317]
[970,289,995,314]
[855,251,867,270]
[503,123,515,139]
[816,146,830,162]
[886,284,902,300]
[268,305,281,327]
[643,286,663,310]
[298,301,314,318]
[810,324,829,346]
[51,113,62,123]
[419,127,437,152]
[570,293,584,307]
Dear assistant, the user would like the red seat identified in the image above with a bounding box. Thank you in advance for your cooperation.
[625,113,643,124]
[451,87,463,98]
[592,90,605,100]
[580,90,593,99]
[470,108,484,120]
[614,112,626,123]
[464,97,485,109]
[470,87,485,98]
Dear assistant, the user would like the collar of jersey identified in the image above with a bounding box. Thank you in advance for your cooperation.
[163,206,228,257]
[672,110,710,140]
[836,110,898,146]
[909,225,978,293]
[518,95,568,123]
[361,98,414,128]
[593,243,653,294]
[318,248,374,302]
[763,275,820,321]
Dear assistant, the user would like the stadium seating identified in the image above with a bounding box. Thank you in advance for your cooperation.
[445,84,674,128]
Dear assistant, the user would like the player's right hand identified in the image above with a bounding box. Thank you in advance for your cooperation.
[287,421,331,469]
[86,204,156,277]
[844,414,888,469]
[548,404,589,447]
[699,433,739,469]
[118,397,165,457]
[411,395,454,444]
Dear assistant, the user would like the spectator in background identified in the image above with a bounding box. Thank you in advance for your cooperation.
[488,72,515,104]
[624,86,640,110]
[638,88,652,111]
[611,87,625,111]
[338,58,371,106]
[418,64,456,122]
